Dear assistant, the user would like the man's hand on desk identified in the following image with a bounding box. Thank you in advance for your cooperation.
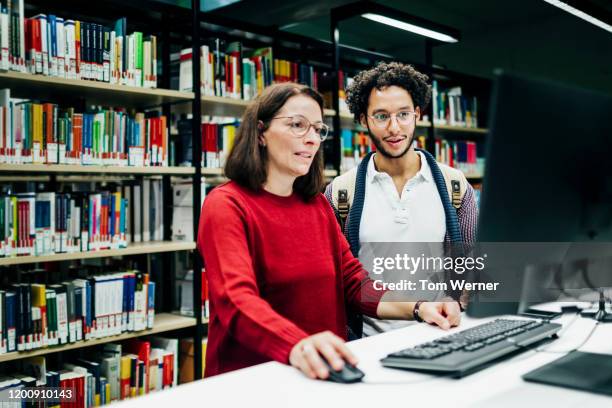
[289,331,358,380]
[419,301,461,330]
[377,300,462,330]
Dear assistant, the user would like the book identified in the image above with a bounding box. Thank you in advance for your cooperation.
[0,188,130,257]
[178,40,320,100]
[0,90,169,167]
[0,271,154,355]
[432,81,480,128]
[3,10,156,87]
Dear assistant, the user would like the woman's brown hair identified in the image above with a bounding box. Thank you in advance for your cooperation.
[224,82,325,200]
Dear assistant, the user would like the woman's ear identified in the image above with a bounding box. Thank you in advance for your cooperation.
[257,120,266,147]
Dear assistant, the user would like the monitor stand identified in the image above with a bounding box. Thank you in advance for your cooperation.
[580,289,612,322]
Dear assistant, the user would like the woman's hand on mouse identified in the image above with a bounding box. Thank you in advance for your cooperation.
[289,331,358,380]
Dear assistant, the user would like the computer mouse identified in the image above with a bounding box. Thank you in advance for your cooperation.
[322,358,365,383]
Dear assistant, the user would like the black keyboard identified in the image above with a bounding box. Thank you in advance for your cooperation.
[381,318,562,377]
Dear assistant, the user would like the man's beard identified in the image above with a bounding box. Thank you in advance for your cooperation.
[367,124,415,159]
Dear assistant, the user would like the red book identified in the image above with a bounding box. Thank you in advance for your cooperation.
[224,55,229,94]
[202,268,208,304]
[162,353,173,388]
[75,24,81,77]
[30,18,42,58]
[125,339,151,394]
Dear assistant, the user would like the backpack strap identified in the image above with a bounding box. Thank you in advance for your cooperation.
[337,189,350,232]
[437,162,468,210]
[330,166,358,213]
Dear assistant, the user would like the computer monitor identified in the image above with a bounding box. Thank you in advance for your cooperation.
[467,72,612,318]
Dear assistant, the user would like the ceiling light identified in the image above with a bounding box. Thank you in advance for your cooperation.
[361,13,459,43]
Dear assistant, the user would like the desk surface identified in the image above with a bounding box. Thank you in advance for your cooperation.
[118,311,612,407]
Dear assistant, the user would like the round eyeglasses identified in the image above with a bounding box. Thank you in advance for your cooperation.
[368,110,417,128]
[271,115,329,141]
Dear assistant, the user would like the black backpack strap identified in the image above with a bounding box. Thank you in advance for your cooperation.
[337,189,350,231]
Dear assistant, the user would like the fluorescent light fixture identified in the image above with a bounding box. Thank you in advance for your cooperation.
[361,13,459,43]
[542,0,612,33]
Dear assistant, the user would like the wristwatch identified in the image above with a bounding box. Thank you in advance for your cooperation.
[413,300,426,322]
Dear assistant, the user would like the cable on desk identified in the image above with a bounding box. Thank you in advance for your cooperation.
[533,320,600,354]
[361,371,456,385]
[494,311,588,365]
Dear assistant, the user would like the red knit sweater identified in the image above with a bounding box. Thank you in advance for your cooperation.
[197,181,385,377]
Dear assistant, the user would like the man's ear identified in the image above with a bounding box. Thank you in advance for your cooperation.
[359,113,367,128]
[415,107,421,121]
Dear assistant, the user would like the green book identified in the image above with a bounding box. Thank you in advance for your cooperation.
[134,32,143,86]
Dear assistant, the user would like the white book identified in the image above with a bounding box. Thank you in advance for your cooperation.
[116,275,124,335]
[109,31,116,84]
[179,48,192,91]
[143,40,151,88]
[149,337,179,386]
[64,20,76,79]
[56,289,68,344]
[101,344,122,401]
[34,15,49,76]
[0,9,9,71]
[55,18,65,78]
[17,0,26,72]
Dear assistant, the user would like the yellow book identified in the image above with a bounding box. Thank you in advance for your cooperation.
[120,355,131,399]
[274,59,279,80]
[201,338,207,379]
[105,383,110,404]
[31,284,46,347]
[227,126,235,154]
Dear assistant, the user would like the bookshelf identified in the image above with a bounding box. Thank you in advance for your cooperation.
[0,314,201,363]
[0,71,194,108]
[0,0,209,394]
[434,124,488,134]
[0,164,196,175]
[0,241,196,266]
[197,95,337,118]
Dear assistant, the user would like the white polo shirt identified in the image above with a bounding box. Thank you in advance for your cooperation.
[359,151,446,336]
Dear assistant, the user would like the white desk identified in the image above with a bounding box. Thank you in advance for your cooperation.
[117,312,612,407]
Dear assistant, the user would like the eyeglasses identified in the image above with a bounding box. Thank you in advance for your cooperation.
[271,115,330,141]
[368,110,417,128]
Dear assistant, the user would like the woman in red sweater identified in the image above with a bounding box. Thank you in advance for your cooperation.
[197,83,461,379]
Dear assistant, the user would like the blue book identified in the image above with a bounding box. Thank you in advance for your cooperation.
[147,281,155,329]
[122,274,129,330]
[48,15,57,59]
[120,198,127,239]
[109,194,115,239]
[85,280,92,337]
[5,291,16,352]
[128,274,136,330]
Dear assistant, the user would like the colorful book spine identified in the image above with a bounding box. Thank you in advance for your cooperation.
[2,10,156,88]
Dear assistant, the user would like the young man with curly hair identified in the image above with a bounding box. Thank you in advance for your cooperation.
[325,62,478,338]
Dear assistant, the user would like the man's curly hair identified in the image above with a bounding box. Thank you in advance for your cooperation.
[345,61,432,123]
